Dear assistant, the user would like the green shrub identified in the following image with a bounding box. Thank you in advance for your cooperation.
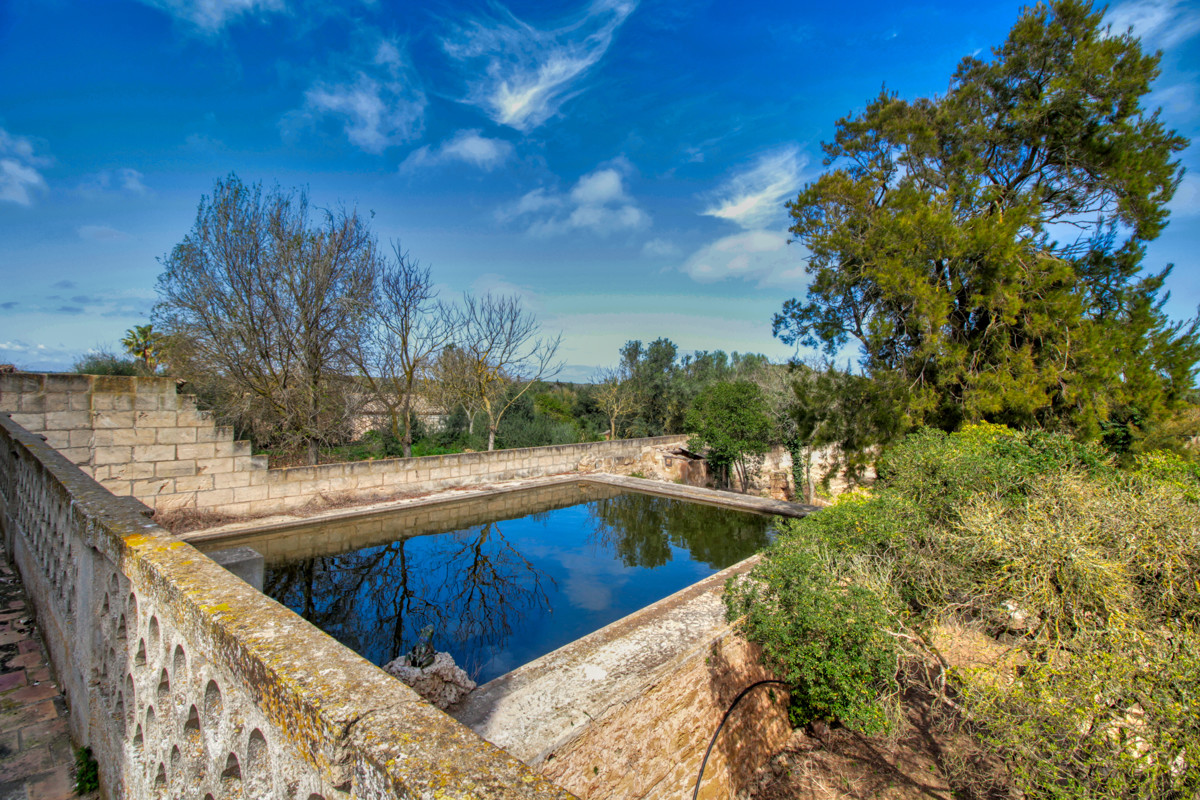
[783,490,924,554]
[956,629,1200,799]
[726,540,899,734]
[736,423,1200,796]
[72,349,142,376]
[875,424,1113,525]
[1131,449,1200,501]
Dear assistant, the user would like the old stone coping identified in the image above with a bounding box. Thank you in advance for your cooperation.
[0,413,577,799]
[452,552,766,764]
[182,474,814,554]
[183,473,813,799]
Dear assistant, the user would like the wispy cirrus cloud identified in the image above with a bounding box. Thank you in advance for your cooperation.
[641,238,682,258]
[78,225,133,243]
[701,146,806,230]
[681,230,806,288]
[1106,0,1200,49]
[291,37,426,154]
[76,168,149,199]
[442,0,636,131]
[499,159,649,236]
[0,128,52,206]
[400,129,515,172]
[138,0,286,33]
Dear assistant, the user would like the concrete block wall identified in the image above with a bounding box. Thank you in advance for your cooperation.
[0,412,579,799]
[0,373,687,516]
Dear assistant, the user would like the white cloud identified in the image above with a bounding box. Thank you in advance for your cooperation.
[570,168,624,205]
[1170,169,1199,217]
[641,238,682,258]
[701,146,806,230]
[295,37,426,154]
[499,160,649,237]
[400,129,514,172]
[76,168,149,198]
[1106,0,1200,49]
[468,273,544,311]
[78,225,133,243]
[681,230,806,288]
[138,0,286,32]
[442,0,636,131]
[0,128,51,206]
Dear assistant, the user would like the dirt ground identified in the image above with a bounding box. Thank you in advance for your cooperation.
[742,621,1024,800]
[740,687,971,800]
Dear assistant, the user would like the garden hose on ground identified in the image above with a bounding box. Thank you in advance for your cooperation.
[692,679,791,800]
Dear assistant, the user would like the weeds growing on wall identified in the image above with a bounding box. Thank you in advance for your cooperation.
[728,425,1200,797]
[74,746,99,793]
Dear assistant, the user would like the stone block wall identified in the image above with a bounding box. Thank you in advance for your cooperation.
[0,413,578,799]
[0,373,687,516]
[540,629,791,800]
[0,374,266,513]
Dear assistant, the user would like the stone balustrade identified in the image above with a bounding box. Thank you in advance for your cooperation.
[0,413,578,799]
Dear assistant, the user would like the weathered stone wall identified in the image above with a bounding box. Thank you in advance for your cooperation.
[0,373,686,516]
[0,412,578,799]
[538,626,790,800]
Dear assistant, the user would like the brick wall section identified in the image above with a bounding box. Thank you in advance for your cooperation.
[0,374,687,516]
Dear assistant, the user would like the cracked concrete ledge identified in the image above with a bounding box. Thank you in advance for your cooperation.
[449,552,763,766]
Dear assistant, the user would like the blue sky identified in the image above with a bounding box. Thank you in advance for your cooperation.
[1,0,1198,380]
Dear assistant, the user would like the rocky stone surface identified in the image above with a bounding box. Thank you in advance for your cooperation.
[384,651,476,710]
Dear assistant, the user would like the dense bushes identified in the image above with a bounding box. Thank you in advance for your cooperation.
[726,540,900,733]
[729,426,1200,797]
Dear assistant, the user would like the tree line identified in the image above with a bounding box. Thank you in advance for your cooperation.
[149,176,561,464]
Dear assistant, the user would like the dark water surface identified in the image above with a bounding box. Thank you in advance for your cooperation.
[201,483,776,685]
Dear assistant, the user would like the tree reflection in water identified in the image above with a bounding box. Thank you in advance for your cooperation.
[259,490,776,685]
[587,493,775,570]
[264,520,553,680]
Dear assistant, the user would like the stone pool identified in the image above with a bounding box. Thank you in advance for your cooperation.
[196,481,778,685]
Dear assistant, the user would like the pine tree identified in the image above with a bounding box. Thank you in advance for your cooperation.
[774,0,1197,435]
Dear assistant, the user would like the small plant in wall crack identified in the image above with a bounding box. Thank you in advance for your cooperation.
[74,746,99,794]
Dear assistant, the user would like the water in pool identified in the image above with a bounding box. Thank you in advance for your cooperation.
[203,483,776,685]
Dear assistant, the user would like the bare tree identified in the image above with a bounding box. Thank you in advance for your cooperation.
[429,344,484,437]
[456,293,563,451]
[593,364,634,440]
[154,175,378,464]
[350,244,455,458]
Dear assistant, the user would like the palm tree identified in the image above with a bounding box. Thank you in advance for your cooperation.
[121,324,164,373]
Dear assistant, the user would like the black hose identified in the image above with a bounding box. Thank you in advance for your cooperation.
[691,679,791,800]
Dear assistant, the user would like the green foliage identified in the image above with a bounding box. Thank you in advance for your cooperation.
[726,540,899,734]
[876,424,1112,524]
[789,362,907,501]
[1130,449,1200,500]
[686,380,774,490]
[74,745,99,793]
[734,422,1200,795]
[120,323,165,373]
[957,629,1200,799]
[618,338,771,436]
[72,349,142,376]
[789,490,921,554]
[774,0,1198,438]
